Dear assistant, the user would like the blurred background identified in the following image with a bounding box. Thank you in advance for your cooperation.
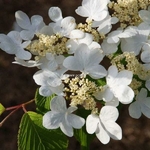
[0,0,150,150]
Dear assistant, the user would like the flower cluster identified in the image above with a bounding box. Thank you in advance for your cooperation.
[1,0,150,145]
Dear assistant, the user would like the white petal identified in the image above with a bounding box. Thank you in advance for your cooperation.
[67,106,77,114]
[63,56,82,71]
[75,44,103,69]
[48,7,63,22]
[89,41,101,50]
[78,33,93,45]
[0,34,11,43]
[69,29,84,39]
[33,70,48,86]
[103,87,114,102]
[40,26,53,36]
[121,38,143,56]
[104,121,122,140]
[60,118,73,137]
[129,102,141,119]
[105,97,119,107]
[67,114,85,129]
[111,17,119,24]
[139,10,150,24]
[16,49,31,60]
[39,86,53,97]
[15,11,31,29]
[146,79,150,91]
[21,41,31,48]
[141,50,150,63]
[7,31,22,44]
[93,10,108,21]
[75,0,108,21]
[66,39,78,54]
[31,15,43,27]
[20,30,34,40]
[86,114,99,134]
[100,106,119,122]
[115,70,133,85]
[141,100,150,118]
[107,65,118,81]
[114,85,134,104]
[50,84,64,96]
[0,42,16,54]
[60,17,76,35]
[43,111,62,129]
[12,57,40,67]
[50,96,67,112]
[98,24,112,35]
[96,123,110,144]
[87,65,107,79]
[101,40,118,55]
[136,88,147,101]
[47,72,62,87]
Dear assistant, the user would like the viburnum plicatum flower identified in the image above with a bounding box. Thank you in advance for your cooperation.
[0,31,31,60]
[92,14,118,34]
[13,57,41,67]
[86,106,122,144]
[66,33,99,54]
[48,7,63,24]
[129,88,150,119]
[63,43,107,79]
[75,0,109,21]
[15,10,45,40]
[33,68,66,96]
[139,6,150,25]
[48,7,76,37]
[121,23,150,56]
[146,78,150,91]
[43,96,85,137]
[95,65,134,104]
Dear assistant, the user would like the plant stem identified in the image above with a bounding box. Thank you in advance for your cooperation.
[6,99,35,111]
[0,107,19,127]
[0,99,35,127]
[80,129,90,150]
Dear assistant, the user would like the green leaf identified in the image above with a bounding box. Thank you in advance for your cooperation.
[35,89,55,114]
[18,111,68,150]
[0,103,5,115]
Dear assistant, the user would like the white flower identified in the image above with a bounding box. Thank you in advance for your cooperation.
[86,106,122,144]
[101,28,136,55]
[66,33,99,54]
[15,11,45,40]
[101,39,119,55]
[75,0,109,21]
[38,53,66,72]
[121,23,150,56]
[95,65,134,104]
[140,41,150,63]
[129,88,150,119]
[145,79,150,91]
[43,96,85,137]
[48,7,63,23]
[139,6,150,25]
[0,31,31,60]
[39,84,64,97]
[92,15,118,34]
[63,44,107,79]
[12,57,41,67]
[53,17,76,37]
[33,53,68,96]
[48,7,76,37]
[33,69,64,96]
